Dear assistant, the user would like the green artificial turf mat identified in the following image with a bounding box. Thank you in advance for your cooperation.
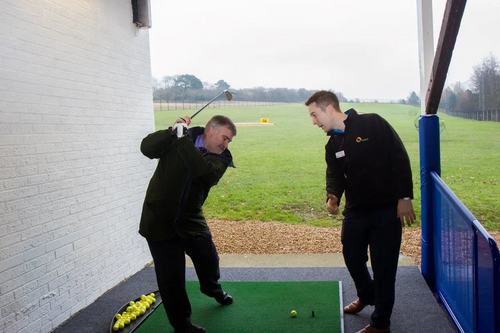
[135,281,342,333]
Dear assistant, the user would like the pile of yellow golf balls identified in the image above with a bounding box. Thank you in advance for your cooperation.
[112,293,156,331]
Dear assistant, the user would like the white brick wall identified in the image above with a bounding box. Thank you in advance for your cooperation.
[0,1,155,332]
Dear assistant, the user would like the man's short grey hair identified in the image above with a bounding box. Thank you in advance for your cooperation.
[205,115,237,136]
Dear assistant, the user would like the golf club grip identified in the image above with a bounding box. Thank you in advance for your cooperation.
[176,124,183,138]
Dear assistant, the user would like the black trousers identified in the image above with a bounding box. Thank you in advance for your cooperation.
[147,230,224,331]
[341,205,402,329]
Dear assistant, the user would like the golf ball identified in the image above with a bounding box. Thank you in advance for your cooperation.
[291,310,297,317]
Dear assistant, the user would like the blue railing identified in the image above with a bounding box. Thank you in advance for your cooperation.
[431,171,500,333]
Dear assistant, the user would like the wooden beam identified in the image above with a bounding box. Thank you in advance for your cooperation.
[425,0,467,114]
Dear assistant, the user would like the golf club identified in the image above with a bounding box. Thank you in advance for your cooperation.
[190,89,233,119]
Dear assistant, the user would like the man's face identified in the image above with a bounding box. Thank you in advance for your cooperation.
[308,102,333,133]
[204,126,234,154]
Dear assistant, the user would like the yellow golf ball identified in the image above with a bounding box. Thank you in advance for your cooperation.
[291,310,297,317]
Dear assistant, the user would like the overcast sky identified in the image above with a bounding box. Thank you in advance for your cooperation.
[148,0,500,101]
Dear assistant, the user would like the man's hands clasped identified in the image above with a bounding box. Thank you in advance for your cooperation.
[172,116,192,138]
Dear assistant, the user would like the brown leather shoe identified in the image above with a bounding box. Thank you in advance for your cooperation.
[356,324,390,333]
[343,299,370,314]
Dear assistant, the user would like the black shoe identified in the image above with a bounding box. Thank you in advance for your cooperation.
[174,323,206,333]
[215,292,233,305]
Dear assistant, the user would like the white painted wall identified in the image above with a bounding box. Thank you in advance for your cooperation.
[0,1,155,332]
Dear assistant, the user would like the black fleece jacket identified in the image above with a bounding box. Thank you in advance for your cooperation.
[139,126,233,241]
[325,109,413,212]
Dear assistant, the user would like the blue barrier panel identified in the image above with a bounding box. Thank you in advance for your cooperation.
[431,172,500,333]
[432,173,474,333]
[473,220,499,333]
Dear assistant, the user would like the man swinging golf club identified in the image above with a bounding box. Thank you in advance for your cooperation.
[139,114,237,333]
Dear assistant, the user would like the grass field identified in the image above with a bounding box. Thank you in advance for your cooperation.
[153,103,500,231]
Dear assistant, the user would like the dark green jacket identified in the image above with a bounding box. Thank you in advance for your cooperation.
[139,126,234,241]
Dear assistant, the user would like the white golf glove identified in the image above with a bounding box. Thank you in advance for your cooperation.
[173,123,188,138]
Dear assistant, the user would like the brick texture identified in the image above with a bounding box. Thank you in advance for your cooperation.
[0,1,155,332]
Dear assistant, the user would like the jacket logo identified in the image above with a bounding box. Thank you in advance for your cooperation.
[356,136,369,143]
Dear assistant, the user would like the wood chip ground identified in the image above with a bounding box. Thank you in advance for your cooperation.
[209,220,500,267]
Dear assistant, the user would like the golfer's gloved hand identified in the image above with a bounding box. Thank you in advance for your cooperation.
[172,123,188,138]
[172,116,191,138]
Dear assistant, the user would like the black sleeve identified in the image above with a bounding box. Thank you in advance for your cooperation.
[140,128,175,159]
[325,135,345,204]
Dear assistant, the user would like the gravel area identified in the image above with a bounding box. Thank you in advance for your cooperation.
[209,219,500,267]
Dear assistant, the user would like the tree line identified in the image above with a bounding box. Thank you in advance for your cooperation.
[402,53,500,114]
[152,75,348,104]
[153,53,500,111]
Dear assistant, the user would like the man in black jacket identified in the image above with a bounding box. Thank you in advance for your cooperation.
[139,115,236,333]
[305,91,416,333]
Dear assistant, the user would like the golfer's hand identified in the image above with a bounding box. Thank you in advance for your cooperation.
[174,116,191,126]
[326,194,339,215]
[397,199,416,227]
[172,116,191,137]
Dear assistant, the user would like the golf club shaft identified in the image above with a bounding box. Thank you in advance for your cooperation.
[190,90,228,119]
